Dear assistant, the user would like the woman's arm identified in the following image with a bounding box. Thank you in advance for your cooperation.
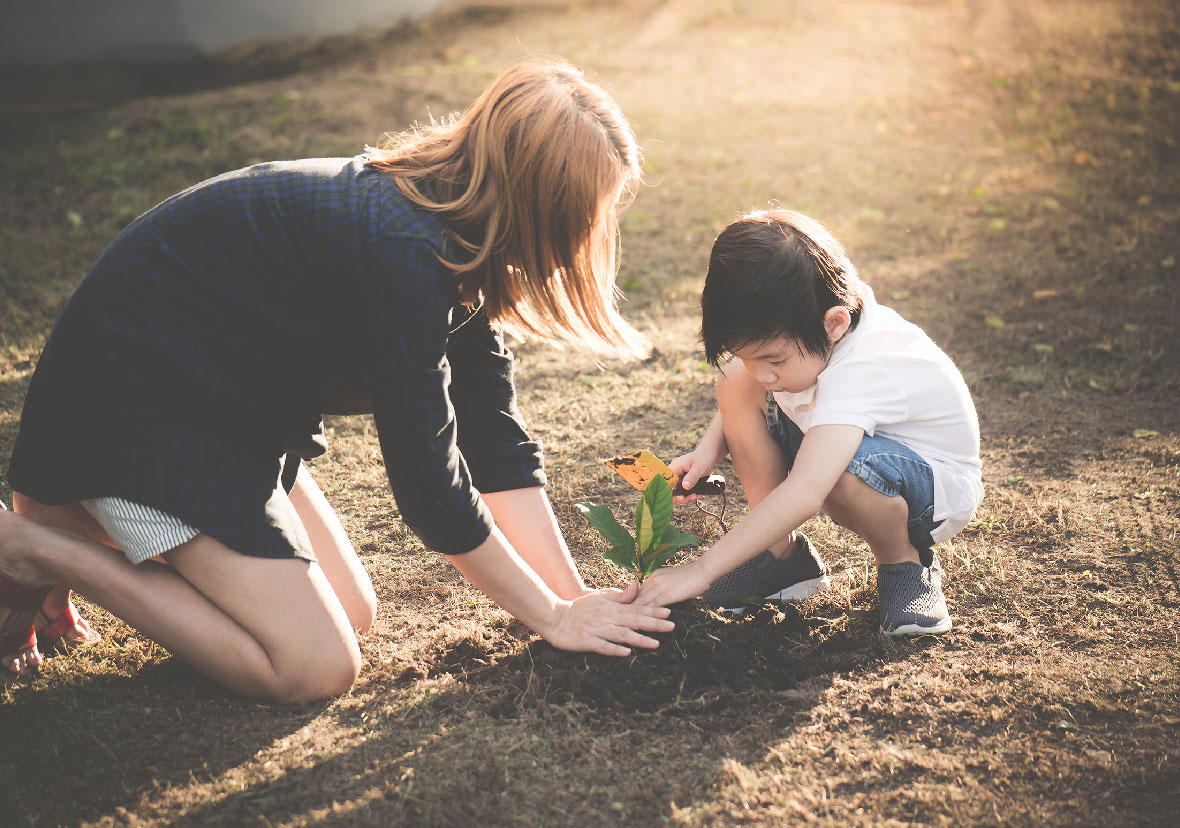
[446,521,674,656]
[481,486,584,599]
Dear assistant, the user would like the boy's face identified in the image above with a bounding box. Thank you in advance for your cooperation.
[731,336,829,395]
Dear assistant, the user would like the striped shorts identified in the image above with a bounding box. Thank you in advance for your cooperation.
[81,497,200,565]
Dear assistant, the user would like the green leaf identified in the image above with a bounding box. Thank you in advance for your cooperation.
[642,544,680,578]
[575,503,635,551]
[657,526,699,551]
[603,543,641,576]
[638,527,698,579]
[634,497,653,557]
[635,476,674,555]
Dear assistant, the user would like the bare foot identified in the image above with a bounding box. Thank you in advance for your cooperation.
[1,631,43,684]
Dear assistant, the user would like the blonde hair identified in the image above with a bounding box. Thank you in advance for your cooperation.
[367,59,649,359]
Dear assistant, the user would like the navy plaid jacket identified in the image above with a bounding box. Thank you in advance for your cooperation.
[9,157,545,557]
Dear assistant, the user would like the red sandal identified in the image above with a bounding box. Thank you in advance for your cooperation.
[1,568,52,685]
[37,599,102,652]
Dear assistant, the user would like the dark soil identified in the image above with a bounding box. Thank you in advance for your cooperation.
[2,1,1178,826]
[450,602,842,711]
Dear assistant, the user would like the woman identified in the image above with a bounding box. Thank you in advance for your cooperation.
[0,60,674,701]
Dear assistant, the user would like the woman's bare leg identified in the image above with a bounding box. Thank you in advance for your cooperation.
[287,465,378,633]
[1,499,361,702]
[714,361,799,557]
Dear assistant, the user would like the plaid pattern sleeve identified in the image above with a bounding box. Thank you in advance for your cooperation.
[446,311,546,495]
[359,237,543,556]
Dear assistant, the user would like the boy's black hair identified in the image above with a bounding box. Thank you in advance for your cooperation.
[701,209,863,366]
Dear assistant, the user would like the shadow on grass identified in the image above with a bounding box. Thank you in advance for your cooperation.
[149,602,940,826]
[0,660,328,827]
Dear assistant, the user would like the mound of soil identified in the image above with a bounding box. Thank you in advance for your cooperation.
[429,601,891,713]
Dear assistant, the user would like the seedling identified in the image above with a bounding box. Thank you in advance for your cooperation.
[576,475,698,582]
[603,449,729,534]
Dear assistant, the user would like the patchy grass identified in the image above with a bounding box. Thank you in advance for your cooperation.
[2,0,1179,825]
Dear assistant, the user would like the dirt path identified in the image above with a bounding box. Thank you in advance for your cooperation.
[2,1,1177,825]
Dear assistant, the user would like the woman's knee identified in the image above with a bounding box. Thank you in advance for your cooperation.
[267,637,363,703]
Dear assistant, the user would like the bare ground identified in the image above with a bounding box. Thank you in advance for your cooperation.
[1,1,1178,825]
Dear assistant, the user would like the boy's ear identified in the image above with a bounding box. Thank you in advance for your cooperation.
[824,306,853,344]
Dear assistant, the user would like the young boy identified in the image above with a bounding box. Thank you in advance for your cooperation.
[637,210,983,635]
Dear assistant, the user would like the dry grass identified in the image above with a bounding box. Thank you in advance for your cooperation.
[2,0,1179,825]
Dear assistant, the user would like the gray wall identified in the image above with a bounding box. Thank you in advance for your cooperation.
[0,0,448,65]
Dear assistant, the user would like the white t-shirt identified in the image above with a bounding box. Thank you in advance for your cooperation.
[772,284,983,543]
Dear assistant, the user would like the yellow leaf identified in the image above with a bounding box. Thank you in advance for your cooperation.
[1133,429,1159,439]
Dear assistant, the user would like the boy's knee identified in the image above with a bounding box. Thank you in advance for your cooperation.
[825,470,862,507]
[714,360,762,408]
[824,471,906,533]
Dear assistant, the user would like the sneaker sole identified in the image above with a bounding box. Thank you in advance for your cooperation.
[880,617,953,636]
[717,574,831,615]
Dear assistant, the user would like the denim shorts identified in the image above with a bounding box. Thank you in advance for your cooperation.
[766,396,942,562]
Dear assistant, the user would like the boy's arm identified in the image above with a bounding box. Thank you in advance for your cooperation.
[638,423,865,607]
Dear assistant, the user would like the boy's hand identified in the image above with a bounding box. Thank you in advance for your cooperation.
[669,451,715,505]
[546,583,675,656]
[636,560,711,607]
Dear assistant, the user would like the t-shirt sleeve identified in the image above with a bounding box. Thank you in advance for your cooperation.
[808,354,910,435]
[358,237,497,556]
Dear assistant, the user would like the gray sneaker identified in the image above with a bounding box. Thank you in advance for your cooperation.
[702,534,830,613]
[877,554,952,636]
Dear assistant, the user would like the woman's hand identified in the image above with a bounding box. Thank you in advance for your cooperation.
[636,560,711,608]
[545,583,674,656]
